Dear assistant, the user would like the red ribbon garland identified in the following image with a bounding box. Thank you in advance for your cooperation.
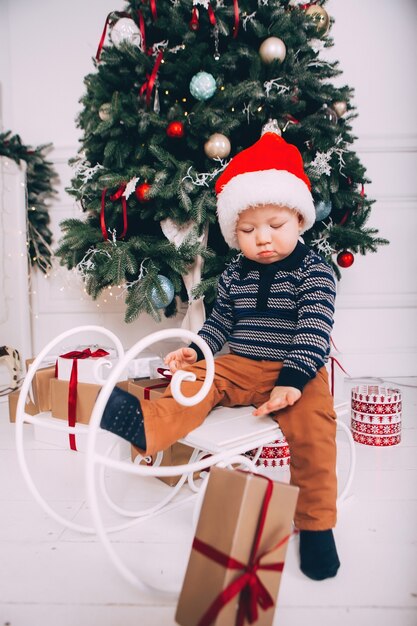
[95,11,131,61]
[139,50,164,108]
[232,0,240,38]
[137,9,146,52]
[100,184,128,241]
[194,476,292,626]
[55,349,109,451]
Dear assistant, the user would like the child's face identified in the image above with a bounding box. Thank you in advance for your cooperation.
[236,204,303,264]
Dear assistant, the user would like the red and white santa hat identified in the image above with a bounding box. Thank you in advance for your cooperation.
[215,126,315,249]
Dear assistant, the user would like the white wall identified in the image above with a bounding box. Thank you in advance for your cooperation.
[1,0,416,374]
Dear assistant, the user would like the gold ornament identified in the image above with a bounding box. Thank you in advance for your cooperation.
[99,103,112,121]
[305,5,330,37]
[332,101,347,118]
[259,37,287,64]
[204,133,231,159]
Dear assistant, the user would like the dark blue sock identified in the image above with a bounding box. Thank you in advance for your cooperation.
[299,529,340,580]
[100,387,146,450]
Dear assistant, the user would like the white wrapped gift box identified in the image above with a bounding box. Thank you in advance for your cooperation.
[56,346,127,384]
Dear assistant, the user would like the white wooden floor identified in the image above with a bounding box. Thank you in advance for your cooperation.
[1,377,416,626]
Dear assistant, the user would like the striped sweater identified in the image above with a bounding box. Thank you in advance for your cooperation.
[191,241,336,391]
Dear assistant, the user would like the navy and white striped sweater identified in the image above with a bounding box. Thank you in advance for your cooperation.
[191,241,336,391]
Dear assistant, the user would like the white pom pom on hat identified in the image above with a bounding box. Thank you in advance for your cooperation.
[215,128,315,249]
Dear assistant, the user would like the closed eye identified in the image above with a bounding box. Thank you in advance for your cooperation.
[270,223,284,229]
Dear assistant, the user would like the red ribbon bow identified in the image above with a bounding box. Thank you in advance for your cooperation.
[194,476,292,626]
[56,348,109,450]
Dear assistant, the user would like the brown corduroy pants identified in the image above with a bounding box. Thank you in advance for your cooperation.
[140,353,337,530]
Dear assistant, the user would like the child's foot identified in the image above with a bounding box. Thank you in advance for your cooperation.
[299,529,340,580]
[100,387,147,450]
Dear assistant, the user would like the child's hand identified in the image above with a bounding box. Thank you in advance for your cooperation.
[164,347,198,373]
[253,386,301,416]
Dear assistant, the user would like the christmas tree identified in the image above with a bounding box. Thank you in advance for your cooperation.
[56,0,388,325]
[0,131,57,274]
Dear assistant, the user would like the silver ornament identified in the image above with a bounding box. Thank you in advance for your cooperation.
[150,275,175,309]
[332,101,347,118]
[99,103,112,121]
[204,133,231,159]
[262,119,282,136]
[315,200,332,221]
[110,17,142,49]
[259,37,286,64]
[189,72,217,101]
[321,105,338,125]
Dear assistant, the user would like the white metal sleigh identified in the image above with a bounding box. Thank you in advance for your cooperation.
[15,325,355,600]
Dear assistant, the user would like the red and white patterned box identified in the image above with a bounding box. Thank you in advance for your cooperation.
[246,436,291,469]
[351,385,402,446]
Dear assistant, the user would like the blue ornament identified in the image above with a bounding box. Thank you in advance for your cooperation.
[150,275,175,309]
[189,72,217,101]
[315,200,332,221]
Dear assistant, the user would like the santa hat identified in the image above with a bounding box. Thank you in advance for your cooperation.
[215,129,315,249]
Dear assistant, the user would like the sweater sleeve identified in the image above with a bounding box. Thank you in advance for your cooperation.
[189,262,235,360]
[276,259,336,391]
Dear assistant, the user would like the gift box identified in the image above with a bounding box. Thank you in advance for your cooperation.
[351,385,402,447]
[51,378,130,424]
[25,358,55,412]
[56,347,127,385]
[176,467,299,626]
[246,436,291,470]
[127,351,164,379]
[128,378,199,487]
[8,388,39,423]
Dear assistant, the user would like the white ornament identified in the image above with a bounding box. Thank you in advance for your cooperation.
[243,12,256,30]
[123,177,140,200]
[264,78,290,97]
[181,158,229,188]
[259,37,286,64]
[111,18,142,49]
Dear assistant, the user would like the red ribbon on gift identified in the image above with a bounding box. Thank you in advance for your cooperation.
[56,348,109,451]
[143,380,169,400]
[194,475,292,626]
[100,184,128,241]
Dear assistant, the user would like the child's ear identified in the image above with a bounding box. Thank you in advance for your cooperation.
[297,213,305,230]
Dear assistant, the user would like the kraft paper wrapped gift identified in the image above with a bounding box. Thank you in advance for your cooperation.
[176,467,299,626]
[25,358,55,412]
[50,378,130,424]
[8,388,39,423]
[128,378,199,487]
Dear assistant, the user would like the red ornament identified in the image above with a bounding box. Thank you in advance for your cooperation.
[135,182,151,203]
[189,7,199,30]
[166,121,185,139]
[337,250,354,268]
